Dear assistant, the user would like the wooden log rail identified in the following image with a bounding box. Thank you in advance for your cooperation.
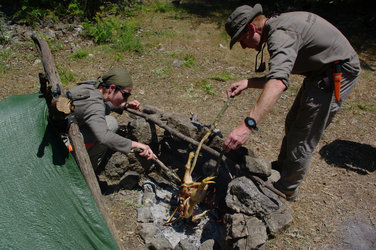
[31,35,124,250]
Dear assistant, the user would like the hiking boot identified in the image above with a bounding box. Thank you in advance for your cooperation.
[273,181,298,202]
[271,161,282,172]
[285,192,298,202]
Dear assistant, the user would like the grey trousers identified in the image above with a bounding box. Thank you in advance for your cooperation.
[81,115,119,170]
[276,61,360,195]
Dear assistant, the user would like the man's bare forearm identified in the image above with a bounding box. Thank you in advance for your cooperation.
[247,78,286,123]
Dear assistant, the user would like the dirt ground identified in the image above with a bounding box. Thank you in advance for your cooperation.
[1,4,375,249]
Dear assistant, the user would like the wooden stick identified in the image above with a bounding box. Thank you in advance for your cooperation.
[132,149,181,184]
[251,175,286,199]
[125,108,223,159]
[190,96,234,175]
[153,157,181,183]
[32,36,64,97]
[32,35,124,250]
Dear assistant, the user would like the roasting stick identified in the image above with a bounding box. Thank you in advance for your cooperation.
[190,96,234,175]
[132,148,181,184]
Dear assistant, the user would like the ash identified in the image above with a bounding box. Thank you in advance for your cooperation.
[137,181,223,249]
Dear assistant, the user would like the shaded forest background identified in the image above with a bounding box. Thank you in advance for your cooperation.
[1,0,375,53]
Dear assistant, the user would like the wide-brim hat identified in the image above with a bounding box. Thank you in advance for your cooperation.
[225,4,263,49]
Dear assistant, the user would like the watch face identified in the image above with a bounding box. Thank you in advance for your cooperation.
[245,117,258,131]
[247,118,255,127]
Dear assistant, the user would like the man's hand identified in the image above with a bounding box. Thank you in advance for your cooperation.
[131,141,157,160]
[226,79,249,97]
[126,100,141,110]
[222,123,252,152]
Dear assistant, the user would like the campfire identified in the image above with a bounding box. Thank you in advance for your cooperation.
[98,105,293,249]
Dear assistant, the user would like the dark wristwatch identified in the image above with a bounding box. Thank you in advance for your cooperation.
[244,117,258,131]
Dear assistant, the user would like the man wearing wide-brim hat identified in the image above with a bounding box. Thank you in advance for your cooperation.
[222,3,361,202]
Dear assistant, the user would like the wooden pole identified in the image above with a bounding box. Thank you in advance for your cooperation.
[31,35,124,250]
[125,108,223,158]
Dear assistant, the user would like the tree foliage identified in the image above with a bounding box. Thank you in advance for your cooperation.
[2,0,139,22]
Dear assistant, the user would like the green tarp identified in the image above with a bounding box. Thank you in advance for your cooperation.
[0,93,118,249]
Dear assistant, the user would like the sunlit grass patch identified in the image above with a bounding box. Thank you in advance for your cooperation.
[71,50,88,59]
[209,72,234,82]
[344,103,376,113]
[183,54,196,67]
[199,80,215,95]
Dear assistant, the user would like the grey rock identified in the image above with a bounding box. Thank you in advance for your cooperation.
[242,156,271,178]
[43,28,56,39]
[224,213,248,239]
[138,223,173,249]
[224,214,268,249]
[267,169,281,183]
[143,105,164,114]
[225,177,280,216]
[341,219,376,250]
[137,206,154,223]
[128,117,161,145]
[172,59,184,67]
[104,152,130,179]
[199,239,215,250]
[54,23,67,31]
[164,113,198,138]
[174,238,197,250]
[142,182,156,206]
[264,201,293,235]
[244,216,268,249]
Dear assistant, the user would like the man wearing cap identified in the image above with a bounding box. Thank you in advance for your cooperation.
[223,4,361,201]
[67,68,156,170]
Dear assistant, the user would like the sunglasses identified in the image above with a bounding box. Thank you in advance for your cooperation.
[115,86,131,99]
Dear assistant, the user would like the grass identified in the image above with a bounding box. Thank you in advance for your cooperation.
[344,103,376,113]
[71,50,88,59]
[209,72,234,82]
[0,49,12,77]
[58,67,76,86]
[183,54,196,67]
[198,80,215,95]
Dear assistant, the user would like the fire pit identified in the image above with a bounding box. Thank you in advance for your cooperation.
[98,105,293,249]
